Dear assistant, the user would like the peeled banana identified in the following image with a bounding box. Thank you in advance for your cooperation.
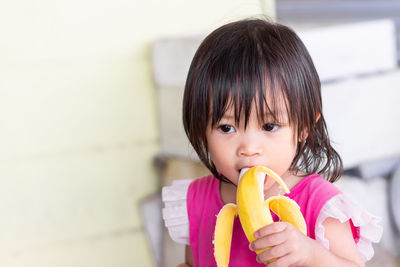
[213,166,307,267]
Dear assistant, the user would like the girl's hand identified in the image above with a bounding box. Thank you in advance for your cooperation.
[176,263,192,267]
[249,222,316,266]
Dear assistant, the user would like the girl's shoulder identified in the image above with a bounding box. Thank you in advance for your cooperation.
[161,175,215,245]
[161,174,222,245]
[288,174,383,262]
[162,179,193,245]
[187,174,224,211]
[188,174,217,190]
[162,174,217,204]
[287,173,341,199]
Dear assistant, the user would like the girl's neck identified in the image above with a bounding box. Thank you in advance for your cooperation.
[219,171,304,205]
[264,172,303,198]
[220,180,237,204]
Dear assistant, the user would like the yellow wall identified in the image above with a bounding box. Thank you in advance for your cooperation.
[0,1,273,266]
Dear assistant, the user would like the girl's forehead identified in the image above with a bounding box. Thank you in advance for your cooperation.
[223,97,286,115]
[229,89,288,111]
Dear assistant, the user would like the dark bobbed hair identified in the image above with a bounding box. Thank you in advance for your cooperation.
[183,18,343,183]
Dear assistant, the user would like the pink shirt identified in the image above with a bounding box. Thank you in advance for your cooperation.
[186,174,360,267]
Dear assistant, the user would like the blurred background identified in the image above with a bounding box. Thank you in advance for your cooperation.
[0,0,399,266]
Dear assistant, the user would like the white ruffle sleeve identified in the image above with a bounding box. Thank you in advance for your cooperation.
[315,193,383,262]
[162,179,192,245]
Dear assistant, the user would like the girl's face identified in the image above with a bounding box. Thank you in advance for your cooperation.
[206,98,298,190]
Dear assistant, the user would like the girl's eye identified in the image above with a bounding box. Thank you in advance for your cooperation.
[218,124,236,133]
[263,123,279,132]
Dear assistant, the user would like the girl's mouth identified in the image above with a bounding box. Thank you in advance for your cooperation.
[238,168,269,185]
[238,168,250,181]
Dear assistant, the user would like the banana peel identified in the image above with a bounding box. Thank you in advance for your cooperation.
[213,166,307,267]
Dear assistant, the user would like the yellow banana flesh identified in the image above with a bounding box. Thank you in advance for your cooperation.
[237,166,291,243]
[213,166,307,267]
[266,196,307,236]
[213,203,237,267]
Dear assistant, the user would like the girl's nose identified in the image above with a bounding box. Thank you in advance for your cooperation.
[237,135,263,157]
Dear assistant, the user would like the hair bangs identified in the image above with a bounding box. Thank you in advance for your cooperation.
[208,40,292,129]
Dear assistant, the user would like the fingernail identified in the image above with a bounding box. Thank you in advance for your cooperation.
[249,243,253,251]
[254,231,259,238]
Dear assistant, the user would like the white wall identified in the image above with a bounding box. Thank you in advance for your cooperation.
[0,1,273,266]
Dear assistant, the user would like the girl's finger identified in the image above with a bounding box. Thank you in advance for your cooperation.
[256,241,291,263]
[267,253,298,267]
[250,229,288,251]
[254,222,288,239]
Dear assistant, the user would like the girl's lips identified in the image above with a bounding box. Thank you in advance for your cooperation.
[239,167,253,173]
[238,168,251,181]
[238,168,269,184]
[238,168,248,175]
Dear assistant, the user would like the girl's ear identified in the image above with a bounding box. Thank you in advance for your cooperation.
[298,129,308,143]
[316,112,321,122]
[298,112,321,142]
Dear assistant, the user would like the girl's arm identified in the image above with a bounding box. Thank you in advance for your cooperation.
[176,245,194,267]
[250,219,364,267]
[309,218,364,267]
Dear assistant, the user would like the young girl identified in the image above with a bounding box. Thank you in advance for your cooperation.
[162,18,382,267]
